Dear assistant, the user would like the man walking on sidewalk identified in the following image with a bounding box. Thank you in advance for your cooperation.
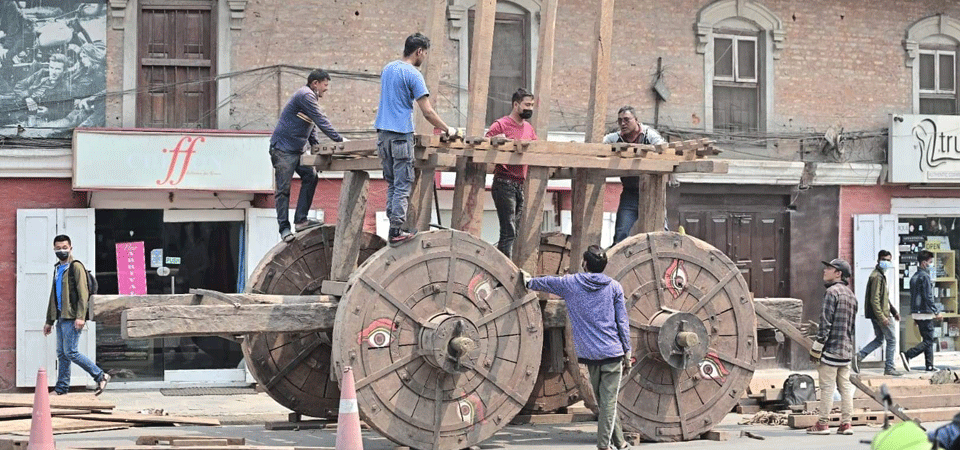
[524,245,631,450]
[485,88,537,258]
[901,250,941,372]
[270,69,344,242]
[854,250,902,376]
[44,235,109,395]
[375,32,457,246]
[807,258,857,436]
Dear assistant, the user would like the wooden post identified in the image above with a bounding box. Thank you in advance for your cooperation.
[569,0,614,272]
[513,0,558,273]
[451,0,496,236]
[405,0,448,232]
[331,171,369,281]
[631,174,667,234]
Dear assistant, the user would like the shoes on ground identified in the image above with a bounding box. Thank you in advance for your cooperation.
[806,420,831,435]
[883,369,904,376]
[836,422,853,435]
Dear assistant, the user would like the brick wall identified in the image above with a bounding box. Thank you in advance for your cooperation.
[0,179,85,390]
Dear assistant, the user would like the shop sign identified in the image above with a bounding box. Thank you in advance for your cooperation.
[116,241,147,296]
[73,129,274,192]
[890,114,960,183]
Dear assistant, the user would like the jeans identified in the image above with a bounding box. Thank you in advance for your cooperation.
[55,319,103,394]
[270,147,318,233]
[858,318,897,372]
[588,360,627,450]
[904,319,936,368]
[817,363,853,423]
[491,178,523,258]
[613,178,640,245]
[378,130,415,230]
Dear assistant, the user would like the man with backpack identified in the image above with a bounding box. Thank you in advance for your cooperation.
[854,249,902,376]
[43,234,109,395]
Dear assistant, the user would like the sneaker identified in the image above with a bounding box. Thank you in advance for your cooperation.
[806,420,831,435]
[925,366,938,372]
[50,389,67,395]
[388,229,417,246]
[883,369,904,376]
[294,219,323,232]
[280,228,294,243]
[836,422,853,435]
[94,373,110,396]
[852,353,862,373]
[899,352,911,372]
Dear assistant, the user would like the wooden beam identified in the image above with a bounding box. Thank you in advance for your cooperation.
[631,174,667,235]
[92,293,332,325]
[513,0,558,272]
[331,170,369,281]
[121,302,339,339]
[568,169,606,273]
[584,0,614,143]
[61,412,220,426]
[137,436,245,446]
[416,0,447,135]
[0,394,114,410]
[849,375,917,426]
[405,167,436,232]
[451,0,496,236]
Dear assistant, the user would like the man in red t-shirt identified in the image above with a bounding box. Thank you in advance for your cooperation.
[485,88,537,258]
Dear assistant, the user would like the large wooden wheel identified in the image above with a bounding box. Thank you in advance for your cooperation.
[241,226,385,419]
[606,232,756,442]
[522,232,583,413]
[332,230,542,450]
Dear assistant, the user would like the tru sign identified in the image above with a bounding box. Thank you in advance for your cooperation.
[157,136,205,186]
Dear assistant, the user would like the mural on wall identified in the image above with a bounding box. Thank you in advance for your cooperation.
[0,1,105,137]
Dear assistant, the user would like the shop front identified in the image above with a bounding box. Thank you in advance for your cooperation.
[841,114,960,367]
[13,128,297,387]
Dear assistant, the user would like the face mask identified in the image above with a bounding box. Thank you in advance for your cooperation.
[878,260,892,270]
[519,109,533,120]
[55,250,69,261]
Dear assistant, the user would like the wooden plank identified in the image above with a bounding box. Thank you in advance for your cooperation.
[531,0,558,136]
[137,436,245,445]
[405,167,436,232]
[863,377,931,388]
[754,298,803,330]
[736,404,761,414]
[319,280,347,296]
[788,408,955,429]
[330,170,369,281]
[632,174,667,235]
[513,166,550,272]
[312,139,378,156]
[0,394,114,410]
[451,161,487,236]
[509,412,596,425]
[568,169,606,273]
[805,394,960,412]
[674,160,728,174]
[0,417,127,435]
[753,301,813,352]
[62,411,220,426]
[701,430,730,441]
[0,407,91,420]
[415,0,446,135]
[762,388,783,402]
[584,0,614,143]
[849,375,917,425]
[169,439,230,446]
[122,302,338,339]
[92,293,333,325]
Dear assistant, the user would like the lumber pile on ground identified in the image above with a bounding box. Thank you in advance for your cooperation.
[0,393,219,436]
[0,434,335,450]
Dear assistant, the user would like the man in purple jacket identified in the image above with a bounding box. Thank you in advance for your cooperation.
[525,245,631,450]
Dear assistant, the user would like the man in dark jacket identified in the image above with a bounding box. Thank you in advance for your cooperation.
[901,250,941,372]
[44,235,109,395]
[270,69,344,243]
[525,245,630,450]
[854,250,902,375]
[807,258,857,436]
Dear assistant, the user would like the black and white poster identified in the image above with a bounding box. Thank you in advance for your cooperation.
[0,1,106,138]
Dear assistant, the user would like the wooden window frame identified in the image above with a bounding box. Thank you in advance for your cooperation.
[714,34,758,85]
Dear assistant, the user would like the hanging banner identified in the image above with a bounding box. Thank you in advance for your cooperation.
[116,241,146,295]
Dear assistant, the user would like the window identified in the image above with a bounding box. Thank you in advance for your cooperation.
[919,49,957,114]
[138,2,217,128]
[713,34,759,132]
[468,11,530,125]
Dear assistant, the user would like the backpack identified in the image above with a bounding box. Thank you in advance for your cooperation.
[781,373,817,406]
[67,260,97,320]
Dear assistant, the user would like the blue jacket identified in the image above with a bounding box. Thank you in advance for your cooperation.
[527,273,631,363]
[270,85,342,153]
[910,266,939,315]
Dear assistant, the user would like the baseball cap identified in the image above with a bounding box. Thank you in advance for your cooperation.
[821,258,852,277]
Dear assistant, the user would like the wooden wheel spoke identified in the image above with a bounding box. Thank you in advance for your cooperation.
[629,319,657,333]
[354,352,421,390]
[672,367,688,437]
[475,293,538,327]
[619,351,650,389]
[647,236,667,309]
[433,373,445,449]
[689,269,738,314]
[472,364,529,405]
[264,337,323,389]
[359,275,437,329]
[710,348,753,372]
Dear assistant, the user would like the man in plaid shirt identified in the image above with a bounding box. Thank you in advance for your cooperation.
[807,258,858,436]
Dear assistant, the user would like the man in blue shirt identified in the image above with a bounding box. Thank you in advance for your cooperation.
[375,33,457,245]
[270,69,344,242]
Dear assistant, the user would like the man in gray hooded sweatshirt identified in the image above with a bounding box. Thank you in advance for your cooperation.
[525,245,631,450]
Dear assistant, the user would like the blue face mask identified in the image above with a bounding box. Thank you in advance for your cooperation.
[878,260,892,270]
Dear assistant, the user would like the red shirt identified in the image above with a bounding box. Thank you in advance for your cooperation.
[485,115,538,182]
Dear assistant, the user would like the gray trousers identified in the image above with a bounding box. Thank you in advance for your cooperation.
[588,360,627,449]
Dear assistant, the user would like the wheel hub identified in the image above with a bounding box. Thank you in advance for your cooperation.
[419,314,482,373]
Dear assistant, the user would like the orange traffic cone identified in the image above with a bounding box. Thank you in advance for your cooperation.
[29,368,55,450]
[335,366,363,450]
